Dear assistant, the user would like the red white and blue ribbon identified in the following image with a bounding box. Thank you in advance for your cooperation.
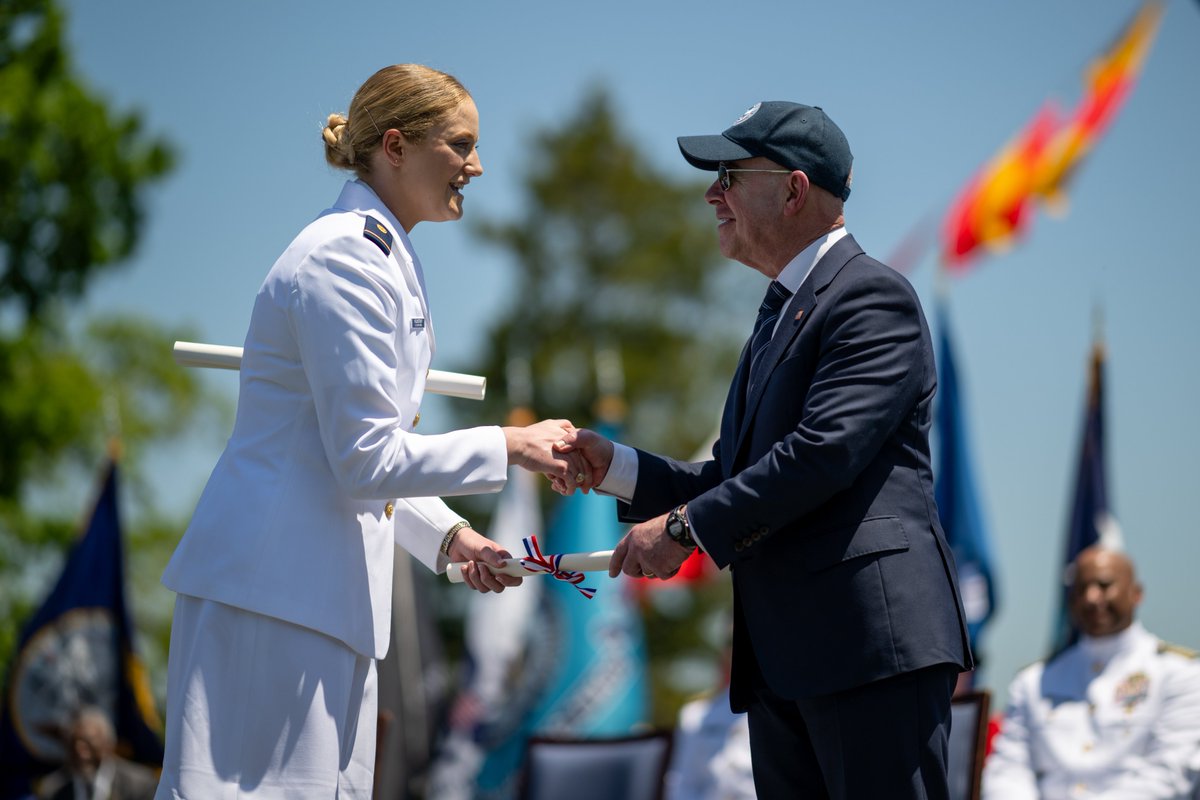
[519,535,597,599]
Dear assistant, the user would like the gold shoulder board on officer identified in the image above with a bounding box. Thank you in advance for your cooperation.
[1157,641,1199,659]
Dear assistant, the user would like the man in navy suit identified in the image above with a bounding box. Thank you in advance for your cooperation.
[562,101,973,798]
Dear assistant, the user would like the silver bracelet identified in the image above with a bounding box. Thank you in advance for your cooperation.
[440,520,471,556]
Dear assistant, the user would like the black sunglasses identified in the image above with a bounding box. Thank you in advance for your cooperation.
[717,162,792,191]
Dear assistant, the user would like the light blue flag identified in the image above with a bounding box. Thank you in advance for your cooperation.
[474,422,650,799]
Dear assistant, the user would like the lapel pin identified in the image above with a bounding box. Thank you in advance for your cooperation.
[794,309,805,321]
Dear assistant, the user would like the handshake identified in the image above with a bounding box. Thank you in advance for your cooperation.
[499,420,692,586]
[501,420,611,494]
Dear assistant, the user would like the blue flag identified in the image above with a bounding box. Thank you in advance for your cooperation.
[1051,340,1122,653]
[0,462,162,798]
[933,304,998,662]
[474,422,650,799]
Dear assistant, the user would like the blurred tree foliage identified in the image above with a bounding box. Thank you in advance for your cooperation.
[0,0,173,322]
[445,89,758,724]
[455,88,754,458]
[0,0,219,692]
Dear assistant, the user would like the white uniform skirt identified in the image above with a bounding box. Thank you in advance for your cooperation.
[155,595,377,799]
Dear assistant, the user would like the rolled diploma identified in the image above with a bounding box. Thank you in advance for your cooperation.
[172,341,486,401]
[445,550,615,583]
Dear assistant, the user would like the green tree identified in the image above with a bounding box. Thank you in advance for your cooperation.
[448,88,756,724]
[1,0,173,323]
[0,0,220,694]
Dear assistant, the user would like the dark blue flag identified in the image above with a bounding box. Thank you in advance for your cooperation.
[0,462,162,798]
[933,304,998,664]
[1050,340,1122,653]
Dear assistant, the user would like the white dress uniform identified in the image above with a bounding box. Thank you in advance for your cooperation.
[156,180,508,799]
[665,687,757,800]
[983,622,1200,800]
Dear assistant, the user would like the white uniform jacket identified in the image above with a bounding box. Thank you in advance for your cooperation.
[162,180,508,659]
[983,622,1200,799]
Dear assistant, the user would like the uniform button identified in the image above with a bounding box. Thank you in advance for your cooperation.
[1081,742,1093,752]
[412,412,421,428]
[757,526,769,535]
[735,542,744,552]
[384,502,394,520]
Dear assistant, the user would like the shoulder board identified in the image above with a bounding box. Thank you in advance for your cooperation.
[363,216,393,256]
[1157,641,1198,659]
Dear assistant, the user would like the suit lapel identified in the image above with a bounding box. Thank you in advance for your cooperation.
[732,235,865,459]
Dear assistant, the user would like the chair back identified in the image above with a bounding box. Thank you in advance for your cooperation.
[948,690,991,800]
[518,730,674,800]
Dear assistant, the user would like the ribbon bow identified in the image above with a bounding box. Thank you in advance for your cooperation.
[519,535,596,599]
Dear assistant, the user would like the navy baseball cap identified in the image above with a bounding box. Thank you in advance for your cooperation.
[678,101,853,201]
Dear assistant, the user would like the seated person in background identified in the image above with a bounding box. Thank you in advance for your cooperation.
[983,545,1200,799]
[665,641,756,800]
[666,684,756,800]
[36,706,157,800]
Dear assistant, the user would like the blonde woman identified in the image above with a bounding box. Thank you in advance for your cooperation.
[155,64,584,798]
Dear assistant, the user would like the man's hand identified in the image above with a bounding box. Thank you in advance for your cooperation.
[551,428,615,494]
[608,512,693,580]
[447,527,524,593]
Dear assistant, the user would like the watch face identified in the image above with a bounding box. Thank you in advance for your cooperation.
[10,608,119,761]
[667,513,685,541]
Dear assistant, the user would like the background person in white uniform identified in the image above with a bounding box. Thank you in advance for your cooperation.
[983,546,1200,799]
[155,64,588,799]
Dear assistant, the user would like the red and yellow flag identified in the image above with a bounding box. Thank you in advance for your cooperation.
[943,103,1060,268]
[1034,0,1164,213]
[941,1,1164,268]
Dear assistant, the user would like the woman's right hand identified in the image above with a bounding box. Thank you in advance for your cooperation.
[502,419,591,491]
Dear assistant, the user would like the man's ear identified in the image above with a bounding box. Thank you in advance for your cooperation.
[782,170,810,217]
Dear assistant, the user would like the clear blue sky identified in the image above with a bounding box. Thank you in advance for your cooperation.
[64,0,1200,704]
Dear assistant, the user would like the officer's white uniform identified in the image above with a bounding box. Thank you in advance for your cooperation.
[665,687,757,800]
[156,180,508,798]
[983,622,1200,799]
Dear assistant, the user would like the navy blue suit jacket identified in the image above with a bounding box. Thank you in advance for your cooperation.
[621,234,972,709]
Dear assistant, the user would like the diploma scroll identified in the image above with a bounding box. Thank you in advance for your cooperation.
[172,341,487,401]
[444,550,614,583]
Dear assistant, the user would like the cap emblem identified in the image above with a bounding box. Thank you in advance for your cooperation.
[732,102,762,126]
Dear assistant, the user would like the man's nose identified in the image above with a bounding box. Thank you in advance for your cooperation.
[704,179,724,205]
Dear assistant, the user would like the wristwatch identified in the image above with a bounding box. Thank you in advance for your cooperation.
[665,505,696,550]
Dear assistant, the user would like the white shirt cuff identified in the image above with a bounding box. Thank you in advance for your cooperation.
[596,442,638,501]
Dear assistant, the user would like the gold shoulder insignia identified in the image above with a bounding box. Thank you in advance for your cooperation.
[1157,641,1199,659]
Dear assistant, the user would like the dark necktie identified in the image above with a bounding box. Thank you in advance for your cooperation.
[747,280,793,396]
